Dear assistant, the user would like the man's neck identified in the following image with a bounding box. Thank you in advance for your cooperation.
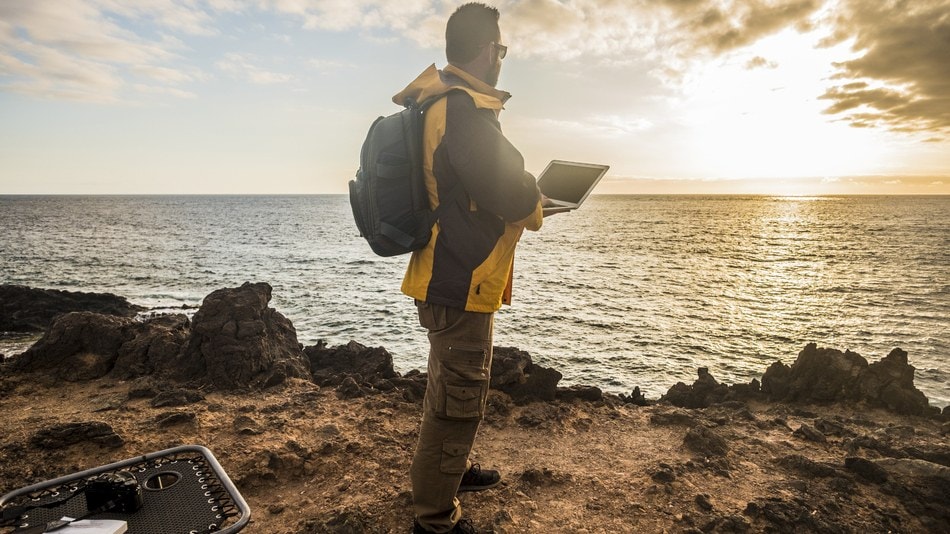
[447,62,484,84]
[444,64,509,103]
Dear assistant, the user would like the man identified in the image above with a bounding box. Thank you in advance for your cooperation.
[393,3,552,533]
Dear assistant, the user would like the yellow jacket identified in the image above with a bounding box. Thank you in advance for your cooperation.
[396,64,543,313]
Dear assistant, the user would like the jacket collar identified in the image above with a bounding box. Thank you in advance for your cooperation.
[392,64,511,110]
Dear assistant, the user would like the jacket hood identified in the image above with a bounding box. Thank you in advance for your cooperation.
[392,64,511,110]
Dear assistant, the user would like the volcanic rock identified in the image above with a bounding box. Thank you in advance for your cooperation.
[793,423,828,443]
[491,346,562,404]
[156,411,197,427]
[845,457,889,483]
[177,282,311,389]
[112,314,190,379]
[662,367,730,408]
[861,348,932,416]
[304,340,396,387]
[10,312,138,380]
[775,454,838,478]
[874,457,950,525]
[763,343,867,402]
[619,386,650,406]
[151,388,205,407]
[0,284,144,332]
[683,426,730,457]
[29,421,124,449]
[557,385,604,403]
[762,343,934,416]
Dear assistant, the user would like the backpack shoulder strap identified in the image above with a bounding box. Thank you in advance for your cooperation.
[408,90,469,223]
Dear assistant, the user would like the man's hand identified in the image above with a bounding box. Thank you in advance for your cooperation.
[541,194,573,217]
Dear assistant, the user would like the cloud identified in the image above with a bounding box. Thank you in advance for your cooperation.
[132,64,196,84]
[522,113,653,139]
[307,58,356,73]
[133,83,197,99]
[659,0,822,54]
[590,114,654,135]
[215,52,294,84]
[0,0,205,102]
[3,0,945,142]
[96,0,219,36]
[260,0,435,32]
[818,0,950,136]
[746,55,778,69]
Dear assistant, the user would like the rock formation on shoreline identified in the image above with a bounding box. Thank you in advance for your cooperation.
[1,283,948,533]
[0,284,144,333]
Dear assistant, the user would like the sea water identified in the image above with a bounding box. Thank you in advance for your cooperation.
[1,195,947,407]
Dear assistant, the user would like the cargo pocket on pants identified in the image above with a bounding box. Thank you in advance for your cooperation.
[444,384,484,420]
[441,441,469,475]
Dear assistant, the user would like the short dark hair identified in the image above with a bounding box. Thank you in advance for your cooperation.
[445,3,500,64]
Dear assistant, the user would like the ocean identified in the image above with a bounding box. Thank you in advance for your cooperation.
[1,195,947,408]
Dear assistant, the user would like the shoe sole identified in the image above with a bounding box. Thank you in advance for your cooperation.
[457,479,501,492]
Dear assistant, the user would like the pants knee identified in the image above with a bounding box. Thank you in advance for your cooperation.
[440,441,471,475]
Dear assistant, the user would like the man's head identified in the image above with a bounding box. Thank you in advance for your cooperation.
[446,3,505,87]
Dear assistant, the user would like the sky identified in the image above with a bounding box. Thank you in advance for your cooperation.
[1,0,948,195]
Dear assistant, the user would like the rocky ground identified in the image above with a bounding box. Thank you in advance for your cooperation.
[1,284,948,533]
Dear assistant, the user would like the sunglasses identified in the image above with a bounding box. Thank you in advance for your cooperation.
[492,42,507,60]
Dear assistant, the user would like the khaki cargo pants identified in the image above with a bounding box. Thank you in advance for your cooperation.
[411,301,493,533]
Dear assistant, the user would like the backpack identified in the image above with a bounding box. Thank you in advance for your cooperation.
[349,93,459,257]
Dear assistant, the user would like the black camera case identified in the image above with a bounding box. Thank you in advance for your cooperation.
[85,471,144,513]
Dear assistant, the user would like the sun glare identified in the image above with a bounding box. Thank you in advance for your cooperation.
[677,28,888,182]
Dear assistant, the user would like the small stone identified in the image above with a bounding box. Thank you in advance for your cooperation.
[650,411,698,427]
[845,457,889,484]
[233,414,264,435]
[30,421,124,449]
[743,501,761,517]
[814,418,850,437]
[156,411,196,427]
[775,454,837,478]
[683,425,730,457]
[493,510,513,525]
[719,514,751,532]
[651,468,676,483]
[793,423,827,443]
[151,388,204,408]
[828,477,856,494]
[695,493,713,511]
[788,480,808,493]
[336,376,364,399]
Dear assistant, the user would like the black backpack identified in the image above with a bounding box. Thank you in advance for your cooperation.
[349,93,459,257]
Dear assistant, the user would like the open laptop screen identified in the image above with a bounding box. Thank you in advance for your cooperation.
[537,160,609,207]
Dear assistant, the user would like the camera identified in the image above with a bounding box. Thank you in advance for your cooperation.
[85,471,144,513]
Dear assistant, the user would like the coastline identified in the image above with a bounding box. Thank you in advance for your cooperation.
[4,194,948,409]
[1,283,948,533]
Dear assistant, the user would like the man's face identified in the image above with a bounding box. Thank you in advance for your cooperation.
[487,37,504,87]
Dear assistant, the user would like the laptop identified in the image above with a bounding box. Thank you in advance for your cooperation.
[537,160,609,212]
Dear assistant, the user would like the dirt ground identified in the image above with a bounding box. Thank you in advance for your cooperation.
[1,373,948,533]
